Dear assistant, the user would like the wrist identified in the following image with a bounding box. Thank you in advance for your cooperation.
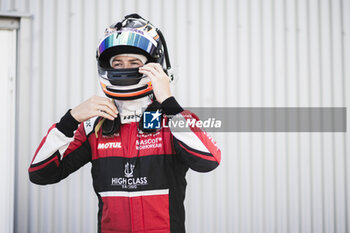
[158,94,172,104]
[56,110,80,137]
[70,108,82,122]
[161,97,184,116]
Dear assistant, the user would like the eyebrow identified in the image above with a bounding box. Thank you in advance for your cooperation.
[113,58,141,62]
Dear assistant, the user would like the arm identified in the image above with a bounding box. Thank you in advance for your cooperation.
[29,96,119,185]
[28,110,91,185]
[162,97,221,172]
[139,63,221,172]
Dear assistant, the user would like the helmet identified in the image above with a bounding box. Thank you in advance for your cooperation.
[96,13,172,100]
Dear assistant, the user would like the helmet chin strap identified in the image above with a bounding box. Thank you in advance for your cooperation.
[115,95,152,124]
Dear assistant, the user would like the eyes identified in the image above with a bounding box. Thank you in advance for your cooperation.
[112,61,143,69]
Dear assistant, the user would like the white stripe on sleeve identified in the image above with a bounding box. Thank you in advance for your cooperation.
[169,114,210,153]
[32,128,74,164]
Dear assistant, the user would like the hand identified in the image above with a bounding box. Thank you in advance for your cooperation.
[139,63,172,103]
[70,96,118,122]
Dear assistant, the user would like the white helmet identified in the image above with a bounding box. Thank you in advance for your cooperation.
[96,14,172,100]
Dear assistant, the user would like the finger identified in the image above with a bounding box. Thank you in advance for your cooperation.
[139,65,158,73]
[140,65,168,81]
[97,104,118,118]
[154,66,165,74]
[139,65,161,75]
[139,67,159,78]
[95,109,115,121]
[92,96,118,115]
[140,72,158,85]
[149,63,164,73]
[139,69,156,79]
[143,62,162,69]
[101,98,118,115]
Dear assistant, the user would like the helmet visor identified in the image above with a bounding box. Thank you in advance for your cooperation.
[97,30,158,58]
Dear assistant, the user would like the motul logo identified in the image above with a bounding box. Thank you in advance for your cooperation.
[98,142,122,149]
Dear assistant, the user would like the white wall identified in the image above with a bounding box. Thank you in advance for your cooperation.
[1,0,349,232]
[0,18,17,233]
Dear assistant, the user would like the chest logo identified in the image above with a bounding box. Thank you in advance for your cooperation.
[111,163,148,189]
[124,162,135,178]
[97,142,121,149]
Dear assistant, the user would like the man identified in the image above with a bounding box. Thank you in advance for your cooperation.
[29,14,221,233]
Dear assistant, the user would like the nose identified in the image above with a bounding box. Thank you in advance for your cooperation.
[123,63,132,69]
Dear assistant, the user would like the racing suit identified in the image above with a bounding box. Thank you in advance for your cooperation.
[28,97,221,233]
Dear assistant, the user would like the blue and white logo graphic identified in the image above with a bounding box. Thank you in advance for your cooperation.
[143,110,161,129]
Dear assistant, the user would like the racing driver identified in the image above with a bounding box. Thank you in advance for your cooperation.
[28,14,221,233]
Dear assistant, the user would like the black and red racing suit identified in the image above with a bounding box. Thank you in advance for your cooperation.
[28,97,221,233]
